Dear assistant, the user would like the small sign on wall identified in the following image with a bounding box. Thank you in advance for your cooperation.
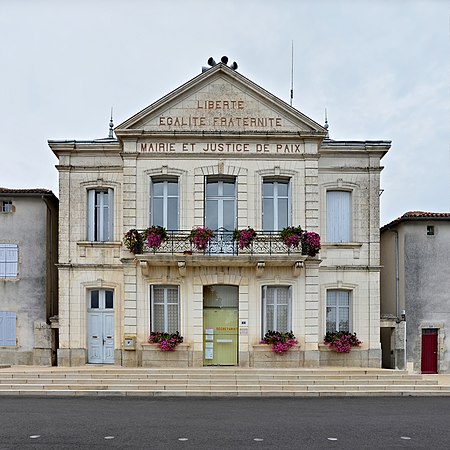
[205,341,214,360]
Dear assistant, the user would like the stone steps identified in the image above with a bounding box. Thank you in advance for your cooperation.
[0,367,447,397]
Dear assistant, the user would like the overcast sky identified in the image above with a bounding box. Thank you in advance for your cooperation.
[0,0,448,225]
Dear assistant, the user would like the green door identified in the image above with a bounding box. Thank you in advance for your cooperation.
[203,285,238,366]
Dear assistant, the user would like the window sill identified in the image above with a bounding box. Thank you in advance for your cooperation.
[321,243,362,259]
[321,243,362,249]
[77,241,122,248]
[318,343,365,351]
[141,343,190,351]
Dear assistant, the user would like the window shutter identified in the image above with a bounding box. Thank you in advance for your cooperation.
[108,188,114,242]
[87,190,95,241]
[0,246,5,278]
[0,312,16,346]
[327,191,352,243]
[5,245,18,277]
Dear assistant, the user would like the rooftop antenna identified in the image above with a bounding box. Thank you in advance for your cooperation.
[324,108,329,138]
[290,40,294,106]
[108,107,114,138]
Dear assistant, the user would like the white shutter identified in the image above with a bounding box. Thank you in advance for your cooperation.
[0,244,18,278]
[5,245,18,277]
[0,246,5,278]
[87,190,95,241]
[326,191,352,243]
[107,188,114,242]
[0,312,16,346]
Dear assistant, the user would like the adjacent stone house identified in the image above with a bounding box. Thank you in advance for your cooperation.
[49,61,390,368]
[0,188,59,365]
[381,212,450,373]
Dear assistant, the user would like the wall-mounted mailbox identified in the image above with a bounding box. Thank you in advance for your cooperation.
[123,336,136,350]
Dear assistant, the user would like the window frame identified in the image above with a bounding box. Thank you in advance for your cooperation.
[0,244,18,279]
[87,188,114,242]
[205,176,237,231]
[1,201,13,213]
[326,290,351,333]
[88,289,114,311]
[261,285,292,336]
[262,178,291,231]
[149,177,179,231]
[326,190,352,243]
[150,285,180,334]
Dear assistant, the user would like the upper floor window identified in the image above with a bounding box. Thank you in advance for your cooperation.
[150,285,180,334]
[0,244,18,279]
[262,286,292,335]
[326,290,350,333]
[87,189,114,242]
[205,177,236,231]
[326,190,352,242]
[262,179,290,231]
[1,201,13,213]
[0,312,16,346]
[150,178,178,230]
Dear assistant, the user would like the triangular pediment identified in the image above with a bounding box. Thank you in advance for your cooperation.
[116,64,326,136]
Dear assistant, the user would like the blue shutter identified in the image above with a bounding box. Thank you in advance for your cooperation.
[326,191,352,243]
[107,188,114,242]
[87,190,95,241]
[0,244,18,278]
[0,312,16,346]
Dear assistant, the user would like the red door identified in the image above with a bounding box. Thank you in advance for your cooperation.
[421,329,438,374]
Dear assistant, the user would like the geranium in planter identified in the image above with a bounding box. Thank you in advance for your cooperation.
[148,331,183,352]
[301,231,321,256]
[323,331,361,353]
[144,226,167,251]
[260,330,298,354]
[280,226,303,249]
[190,226,214,251]
[233,227,257,250]
[123,229,144,254]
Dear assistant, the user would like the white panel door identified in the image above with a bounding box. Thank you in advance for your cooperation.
[103,313,115,364]
[87,289,115,364]
[88,312,103,363]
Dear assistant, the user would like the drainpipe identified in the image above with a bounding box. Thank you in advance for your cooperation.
[393,229,400,320]
[391,228,406,370]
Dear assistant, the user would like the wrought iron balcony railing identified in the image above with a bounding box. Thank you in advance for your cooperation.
[141,229,307,256]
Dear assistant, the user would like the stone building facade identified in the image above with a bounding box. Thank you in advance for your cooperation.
[381,212,450,373]
[0,188,59,365]
[49,62,390,368]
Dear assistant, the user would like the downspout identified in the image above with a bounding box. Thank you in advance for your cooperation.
[393,229,399,320]
[392,228,406,370]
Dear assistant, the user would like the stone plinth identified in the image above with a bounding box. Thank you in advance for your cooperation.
[250,344,304,368]
[141,343,192,367]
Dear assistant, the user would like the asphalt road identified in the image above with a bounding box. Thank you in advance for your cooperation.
[0,396,449,449]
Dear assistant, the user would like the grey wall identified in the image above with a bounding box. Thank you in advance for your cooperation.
[404,220,450,372]
[0,195,57,364]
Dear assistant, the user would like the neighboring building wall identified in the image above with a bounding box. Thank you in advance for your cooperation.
[381,214,450,373]
[0,190,58,365]
[50,63,389,368]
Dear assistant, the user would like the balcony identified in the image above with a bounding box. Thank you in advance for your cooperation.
[131,229,316,275]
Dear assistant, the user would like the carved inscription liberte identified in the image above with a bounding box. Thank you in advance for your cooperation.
[144,98,299,154]
[158,99,283,128]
